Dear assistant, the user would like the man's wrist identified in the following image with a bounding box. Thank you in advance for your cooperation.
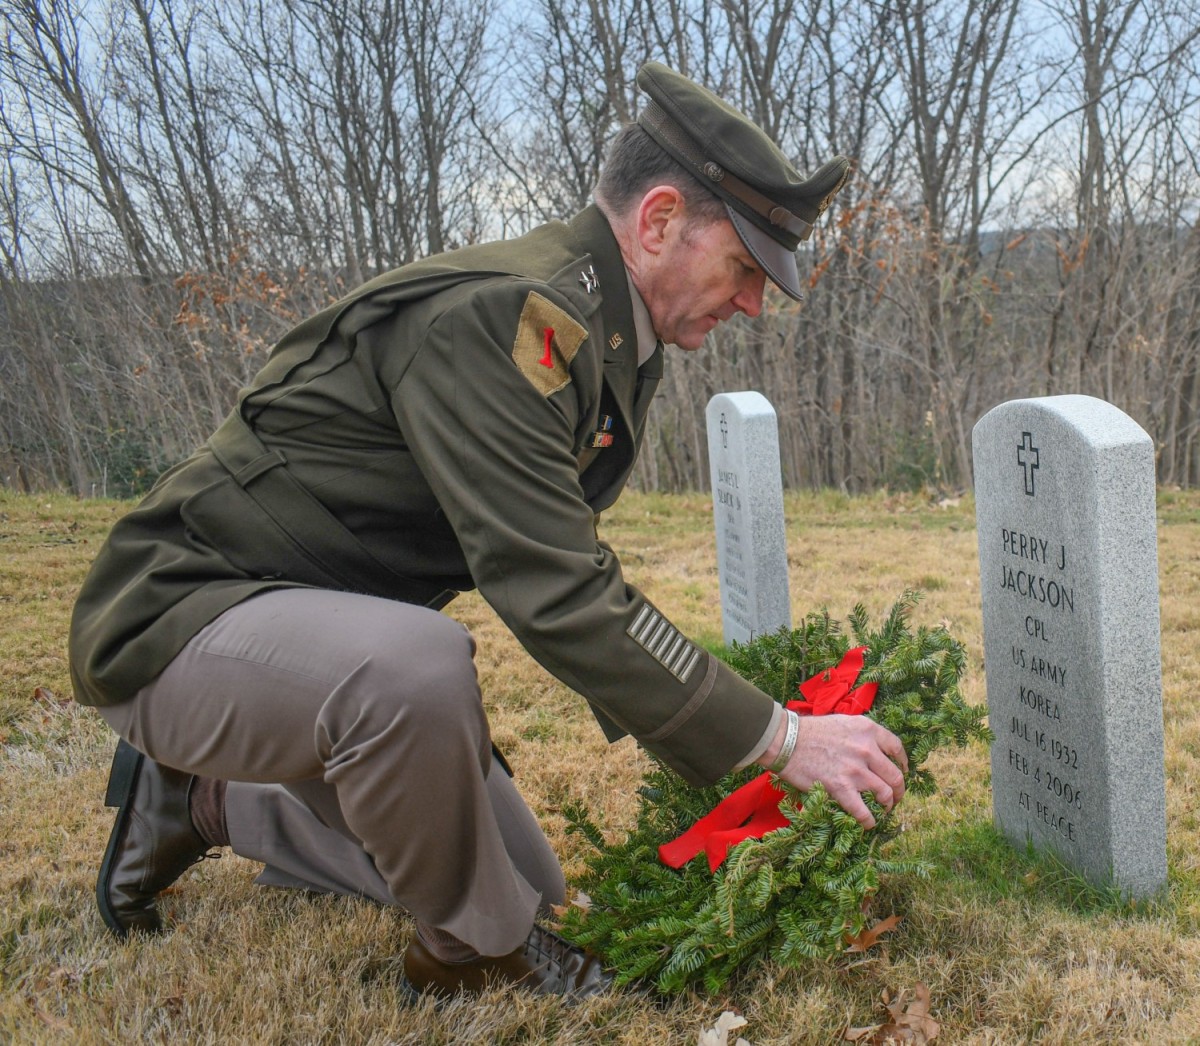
[764,709,800,774]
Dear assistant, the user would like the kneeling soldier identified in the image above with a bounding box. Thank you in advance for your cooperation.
[73,61,907,1001]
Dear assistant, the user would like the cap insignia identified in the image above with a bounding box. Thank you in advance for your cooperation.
[703,161,725,182]
[578,264,599,294]
[816,165,852,217]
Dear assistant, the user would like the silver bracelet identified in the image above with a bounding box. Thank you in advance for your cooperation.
[767,709,800,774]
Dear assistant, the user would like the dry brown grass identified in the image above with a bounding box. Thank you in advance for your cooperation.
[4,487,1200,1044]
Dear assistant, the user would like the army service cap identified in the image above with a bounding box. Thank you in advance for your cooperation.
[635,61,851,301]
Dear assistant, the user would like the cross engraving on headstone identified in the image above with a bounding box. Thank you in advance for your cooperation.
[719,413,729,449]
[1017,431,1040,496]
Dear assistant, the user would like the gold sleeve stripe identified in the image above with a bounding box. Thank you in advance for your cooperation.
[511,291,588,397]
[628,604,701,684]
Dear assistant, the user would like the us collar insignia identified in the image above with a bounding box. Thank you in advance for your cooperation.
[608,332,624,351]
[578,264,599,294]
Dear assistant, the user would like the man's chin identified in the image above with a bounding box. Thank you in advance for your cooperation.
[673,320,719,351]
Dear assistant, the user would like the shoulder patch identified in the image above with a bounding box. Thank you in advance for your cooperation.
[512,291,588,397]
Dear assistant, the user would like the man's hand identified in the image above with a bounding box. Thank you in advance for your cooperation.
[756,713,908,829]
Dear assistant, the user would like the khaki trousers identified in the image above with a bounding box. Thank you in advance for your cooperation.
[99,588,565,956]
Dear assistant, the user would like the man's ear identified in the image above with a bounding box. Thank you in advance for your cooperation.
[635,185,686,256]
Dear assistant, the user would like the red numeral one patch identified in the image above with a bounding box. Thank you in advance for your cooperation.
[540,327,555,368]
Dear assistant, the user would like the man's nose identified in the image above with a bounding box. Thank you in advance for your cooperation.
[734,270,766,317]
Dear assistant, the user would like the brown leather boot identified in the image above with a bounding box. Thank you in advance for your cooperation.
[400,923,612,1002]
[96,739,215,937]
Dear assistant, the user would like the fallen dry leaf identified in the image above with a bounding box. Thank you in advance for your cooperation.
[549,891,591,921]
[844,983,939,1044]
[890,983,932,1019]
[698,1010,751,1046]
[845,914,902,953]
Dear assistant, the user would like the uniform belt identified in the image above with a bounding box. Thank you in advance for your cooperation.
[207,411,453,609]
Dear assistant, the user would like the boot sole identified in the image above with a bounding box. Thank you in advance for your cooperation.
[395,972,426,1006]
[96,739,144,938]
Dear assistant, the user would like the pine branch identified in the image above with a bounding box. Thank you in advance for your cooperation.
[559,594,990,994]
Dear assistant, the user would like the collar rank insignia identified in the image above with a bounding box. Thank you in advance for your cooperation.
[578,264,599,294]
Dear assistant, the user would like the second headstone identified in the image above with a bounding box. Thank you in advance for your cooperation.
[706,391,792,646]
[973,394,1167,898]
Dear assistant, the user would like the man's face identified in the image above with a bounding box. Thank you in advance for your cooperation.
[638,213,768,351]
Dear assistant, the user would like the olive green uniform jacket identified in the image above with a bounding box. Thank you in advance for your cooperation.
[69,206,775,786]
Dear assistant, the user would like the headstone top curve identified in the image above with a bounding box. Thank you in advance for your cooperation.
[707,390,777,420]
[975,395,1151,450]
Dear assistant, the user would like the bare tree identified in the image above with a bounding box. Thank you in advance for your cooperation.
[2,0,1200,495]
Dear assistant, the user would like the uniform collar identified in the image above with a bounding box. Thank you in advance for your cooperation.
[624,271,660,366]
[566,206,638,362]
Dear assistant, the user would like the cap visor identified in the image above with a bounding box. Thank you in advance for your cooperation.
[726,205,803,302]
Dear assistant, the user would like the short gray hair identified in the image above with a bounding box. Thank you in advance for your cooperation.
[594,124,727,225]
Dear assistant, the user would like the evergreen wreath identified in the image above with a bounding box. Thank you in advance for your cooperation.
[558,592,990,994]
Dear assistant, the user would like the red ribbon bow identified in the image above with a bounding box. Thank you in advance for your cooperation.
[793,645,879,717]
[657,646,878,872]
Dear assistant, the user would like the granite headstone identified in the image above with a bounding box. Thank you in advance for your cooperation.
[706,391,792,646]
[973,394,1166,898]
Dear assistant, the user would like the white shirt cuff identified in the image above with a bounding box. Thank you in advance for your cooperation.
[732,702,785,770]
